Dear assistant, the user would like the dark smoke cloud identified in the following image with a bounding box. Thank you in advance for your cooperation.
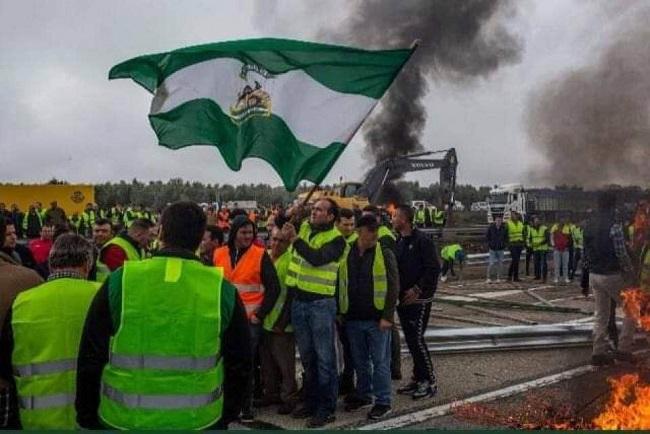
[527,3,650,187]
[322,0,522,162]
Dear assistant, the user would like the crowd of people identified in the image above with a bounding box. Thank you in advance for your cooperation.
[1,194,648,429]
[0,198,442,429]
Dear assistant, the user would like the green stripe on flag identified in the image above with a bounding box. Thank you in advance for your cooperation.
[110,38,413,99]
[149,99,346,191]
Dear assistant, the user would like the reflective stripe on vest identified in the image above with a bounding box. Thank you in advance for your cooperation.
[109,354,220,371]
[20,394,75,410]
[12,278,100,429]
[213,245,265,319]
[103,384,223,409]
[14,358,76,377]
[285,223,342,296]
[338,243,387,314]
[99,257,224,430]
[507,220,525,243]
[263,250,293,332]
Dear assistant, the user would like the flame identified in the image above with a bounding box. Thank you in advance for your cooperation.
[593,374,650,429]
[621,287,650,332]
[385,203,396,217]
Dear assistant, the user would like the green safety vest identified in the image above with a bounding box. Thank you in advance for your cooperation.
[286,222,343,296]
[378,225,396,241]
[441,244,463,261]
[95,236,142,283]
[22,212,42,231]
[506,220,525,243]
[414,209,425,224]
[528,225,549,252]
[110,208,122,226]
[433,209,444,225]
[550,223,571,235]
[263,250,293,333]
[571,226,584,249]
[69,217,82,231]
[338,243,387,314]
[99,257,224,430]
[82,210,96,226]
[12,278,100,429]
[345,232,359,244]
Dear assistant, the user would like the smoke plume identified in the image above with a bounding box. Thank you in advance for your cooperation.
[527,4,650,187]
[325,0,522,162]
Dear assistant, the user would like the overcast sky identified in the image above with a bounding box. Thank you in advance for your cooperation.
[0,0,621,188]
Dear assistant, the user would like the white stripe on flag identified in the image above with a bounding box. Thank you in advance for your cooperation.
[150,57,377,147]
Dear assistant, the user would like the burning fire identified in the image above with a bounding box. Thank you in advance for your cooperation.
[593,374,650,429]
[621,287,650,332]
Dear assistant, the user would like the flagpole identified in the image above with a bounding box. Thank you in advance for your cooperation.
[300,183,319,206]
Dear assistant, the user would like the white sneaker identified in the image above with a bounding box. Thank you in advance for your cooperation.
[440,275,448,282]
[486,278,493,284]
[553,279,559,284]
[496,278,502,283]
[564,278,571,284]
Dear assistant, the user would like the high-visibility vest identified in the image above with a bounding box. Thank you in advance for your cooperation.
[338,243,387,314]
[22,212,42,231]
[69,216,83,232]
[109,208,122,226]
[99,258,224,430]
[95,236,142,282]
[213,244,265,320]
[345,232,359,244]
[433,209,444,225]
[571,225,584,249]
[640,245,650,294]
[286,222,343,296]
[550,223,571,235]
[12,278,100,429]
[528,225,549,252]
[506,220,525,243]
[82,210,96,227]
[441,244,463,261]
[378,225,396,241]
[414,209,426,224]
[263,250,293,332]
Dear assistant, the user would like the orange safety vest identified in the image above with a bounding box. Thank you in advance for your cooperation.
[213,245,265,319]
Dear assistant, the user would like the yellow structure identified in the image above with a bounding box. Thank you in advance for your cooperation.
[296,182,370,210]
[0,184,95,214]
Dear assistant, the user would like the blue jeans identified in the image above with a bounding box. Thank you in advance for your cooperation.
[346,320,392,406]
[487,250,505,280]
[291,298,338,416]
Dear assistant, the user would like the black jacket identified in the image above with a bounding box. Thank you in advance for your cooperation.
[584,211,620,275]
[396,228,440,302]
[486,223,508,251]
[75,248,251,429]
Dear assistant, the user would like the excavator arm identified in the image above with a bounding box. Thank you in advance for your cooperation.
[358,148,458,209]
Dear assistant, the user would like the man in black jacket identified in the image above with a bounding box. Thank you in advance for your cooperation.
[392,204,440,400]
[486,214,508,283]
[75,202,252,429]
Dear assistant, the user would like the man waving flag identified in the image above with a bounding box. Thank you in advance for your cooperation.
[109,38,414,191]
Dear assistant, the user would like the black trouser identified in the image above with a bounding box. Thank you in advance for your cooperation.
[525,248,533,276]
[581,266,590,296]
[570,248,582,279]
[441,259,455,277]
[336,322,355,394]
[508,245,523,280]
[533,251,548,281]
[567,245,575,278]
[391,327,401,376]
[397,303,436,384]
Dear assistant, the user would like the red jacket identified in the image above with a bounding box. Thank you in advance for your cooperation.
[28,238,53,264]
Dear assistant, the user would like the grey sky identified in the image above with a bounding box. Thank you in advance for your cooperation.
[0,0,621,188]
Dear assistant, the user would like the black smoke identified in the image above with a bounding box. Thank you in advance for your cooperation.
[325,0,522,162]
[527,3,650,187]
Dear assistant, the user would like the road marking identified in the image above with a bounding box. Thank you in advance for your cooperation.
[359,365,595,430]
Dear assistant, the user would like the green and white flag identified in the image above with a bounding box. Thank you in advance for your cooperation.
[109,38,413,191]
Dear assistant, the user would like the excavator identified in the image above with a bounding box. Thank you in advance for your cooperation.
[298,148,458,214]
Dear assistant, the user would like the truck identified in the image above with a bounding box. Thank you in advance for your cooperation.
[298,148,458,215]
[486,184,645,223]
[0,184,95,215]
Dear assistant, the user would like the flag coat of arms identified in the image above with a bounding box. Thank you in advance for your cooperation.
[109,38,414,191]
